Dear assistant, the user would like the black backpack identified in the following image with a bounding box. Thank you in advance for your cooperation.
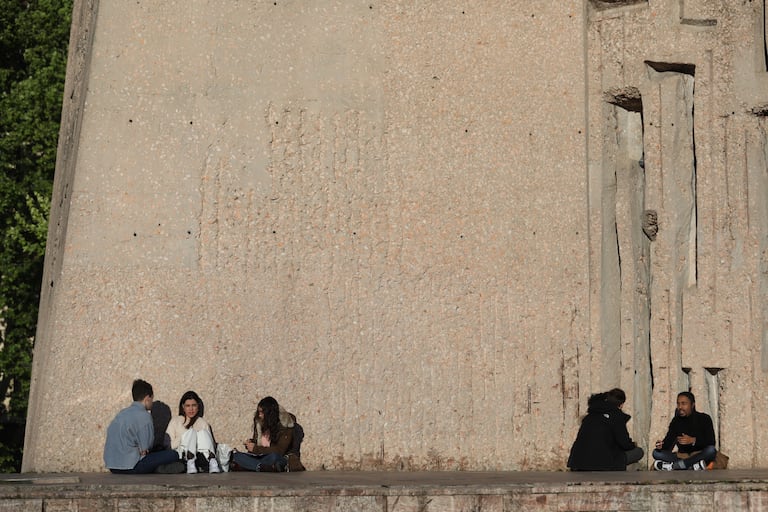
[289,422,304,457]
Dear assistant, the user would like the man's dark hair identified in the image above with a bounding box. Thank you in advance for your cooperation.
[605,388,626,407]
[131,379,154,401]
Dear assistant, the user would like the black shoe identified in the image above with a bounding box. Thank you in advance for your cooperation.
[155,461,185,474]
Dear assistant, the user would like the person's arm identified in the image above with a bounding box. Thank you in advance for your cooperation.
[612,420,636,451]
[660,418,678,451]
[251,427,293,455]
[696,413,716,447]
[138,415,154,456]
[166,417,181,450]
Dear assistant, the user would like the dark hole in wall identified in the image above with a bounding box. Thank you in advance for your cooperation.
[605,86,642,112]
[681,18,717,27]
[752,104,768,116]
[645,61,696,76]
[589,0,647,10]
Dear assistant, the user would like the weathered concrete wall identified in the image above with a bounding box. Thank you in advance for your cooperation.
[586,0,768,469]
[22,0,768,472]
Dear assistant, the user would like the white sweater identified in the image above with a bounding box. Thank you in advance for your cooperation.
[165,416,213,450]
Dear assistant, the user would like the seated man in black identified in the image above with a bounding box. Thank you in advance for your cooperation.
[652,391,717,471]
[568,388,644,471]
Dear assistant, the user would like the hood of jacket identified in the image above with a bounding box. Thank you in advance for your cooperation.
[586,396,631,423]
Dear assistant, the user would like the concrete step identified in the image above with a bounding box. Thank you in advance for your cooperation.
[2,470,768,511]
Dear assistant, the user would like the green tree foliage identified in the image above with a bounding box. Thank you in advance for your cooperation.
[0,0,72,472]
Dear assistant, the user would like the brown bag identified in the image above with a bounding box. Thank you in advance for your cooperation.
[712,451,729,469]
[677,450,729,469]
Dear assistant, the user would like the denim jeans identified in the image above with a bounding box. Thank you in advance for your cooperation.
[109,449,180,474]
[231,451,287,472]
[652,445,717,469]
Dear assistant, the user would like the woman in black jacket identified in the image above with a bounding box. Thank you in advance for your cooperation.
[567,388,644,471]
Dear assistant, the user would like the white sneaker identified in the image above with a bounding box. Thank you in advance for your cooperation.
[653,460,674,471]
[691,461,707,471]
[209,458,221,473]
[186,459,198,474]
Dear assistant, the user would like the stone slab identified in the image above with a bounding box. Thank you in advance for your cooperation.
[4,471,768,511]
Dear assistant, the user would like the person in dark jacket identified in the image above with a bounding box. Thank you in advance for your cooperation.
[568,388,644,471]
[231,396,305,472]
[652,391,717,470]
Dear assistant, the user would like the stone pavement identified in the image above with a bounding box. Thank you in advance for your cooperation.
[2,469,768,511]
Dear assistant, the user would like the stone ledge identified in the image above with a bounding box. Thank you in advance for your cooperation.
[2,470,768,511]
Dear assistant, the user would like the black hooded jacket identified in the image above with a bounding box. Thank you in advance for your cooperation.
[567,394,637,471]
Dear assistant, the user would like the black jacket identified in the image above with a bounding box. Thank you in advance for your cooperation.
[659,410,715,453]
[567,396,637,471]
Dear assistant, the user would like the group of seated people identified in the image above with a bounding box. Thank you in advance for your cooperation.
[568,388,721,471]
[105,379,719,474]
[103,379,305,474]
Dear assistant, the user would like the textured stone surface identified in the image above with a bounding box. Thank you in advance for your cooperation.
[3,471,768,512]
[22,0,768,472]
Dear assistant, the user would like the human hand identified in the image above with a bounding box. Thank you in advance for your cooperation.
[655,439,662,449]
[244,439,255,452]
[676,434,695,446]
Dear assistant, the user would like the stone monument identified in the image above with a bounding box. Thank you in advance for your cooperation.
[22,0,768,471]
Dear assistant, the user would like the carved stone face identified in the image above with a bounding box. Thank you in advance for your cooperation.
[642,210,658,241]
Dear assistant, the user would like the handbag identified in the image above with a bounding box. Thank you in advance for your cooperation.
[712,451,729,469]
[677,449,729,469]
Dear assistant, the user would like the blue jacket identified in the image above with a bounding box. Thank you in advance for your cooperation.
[103,401,154,470]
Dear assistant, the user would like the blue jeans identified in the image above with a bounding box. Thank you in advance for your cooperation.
[652,445,717,469]
[110,449,180,474]
[231,451,286,472]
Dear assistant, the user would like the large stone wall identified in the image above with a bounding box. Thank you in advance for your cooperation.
[22,0,768,472]
[586,0,768,468]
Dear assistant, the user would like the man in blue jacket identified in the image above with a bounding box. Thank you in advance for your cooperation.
[652,391,717,471]
[103,379,178,473]
[568,388,644,471]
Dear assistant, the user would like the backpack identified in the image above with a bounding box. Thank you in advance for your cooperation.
[289,422,304,457]
[285,421,306,472]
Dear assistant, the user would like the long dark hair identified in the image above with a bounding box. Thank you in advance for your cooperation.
[253,396,280,444]
[178,390,203,429]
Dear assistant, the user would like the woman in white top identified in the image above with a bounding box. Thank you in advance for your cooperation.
[166,390,220,473]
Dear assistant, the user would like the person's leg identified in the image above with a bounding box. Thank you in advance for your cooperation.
[196,429,221,472]
[180,429,198,473]
[651,449,678,463]
[180,428,197,456]
[231,451,285,472]
[678,446,717,469]
[651,449,680,470]
[231,451,262,471]
[625,446,644,466]
[196,429,215,458]
[131,450,180,474]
